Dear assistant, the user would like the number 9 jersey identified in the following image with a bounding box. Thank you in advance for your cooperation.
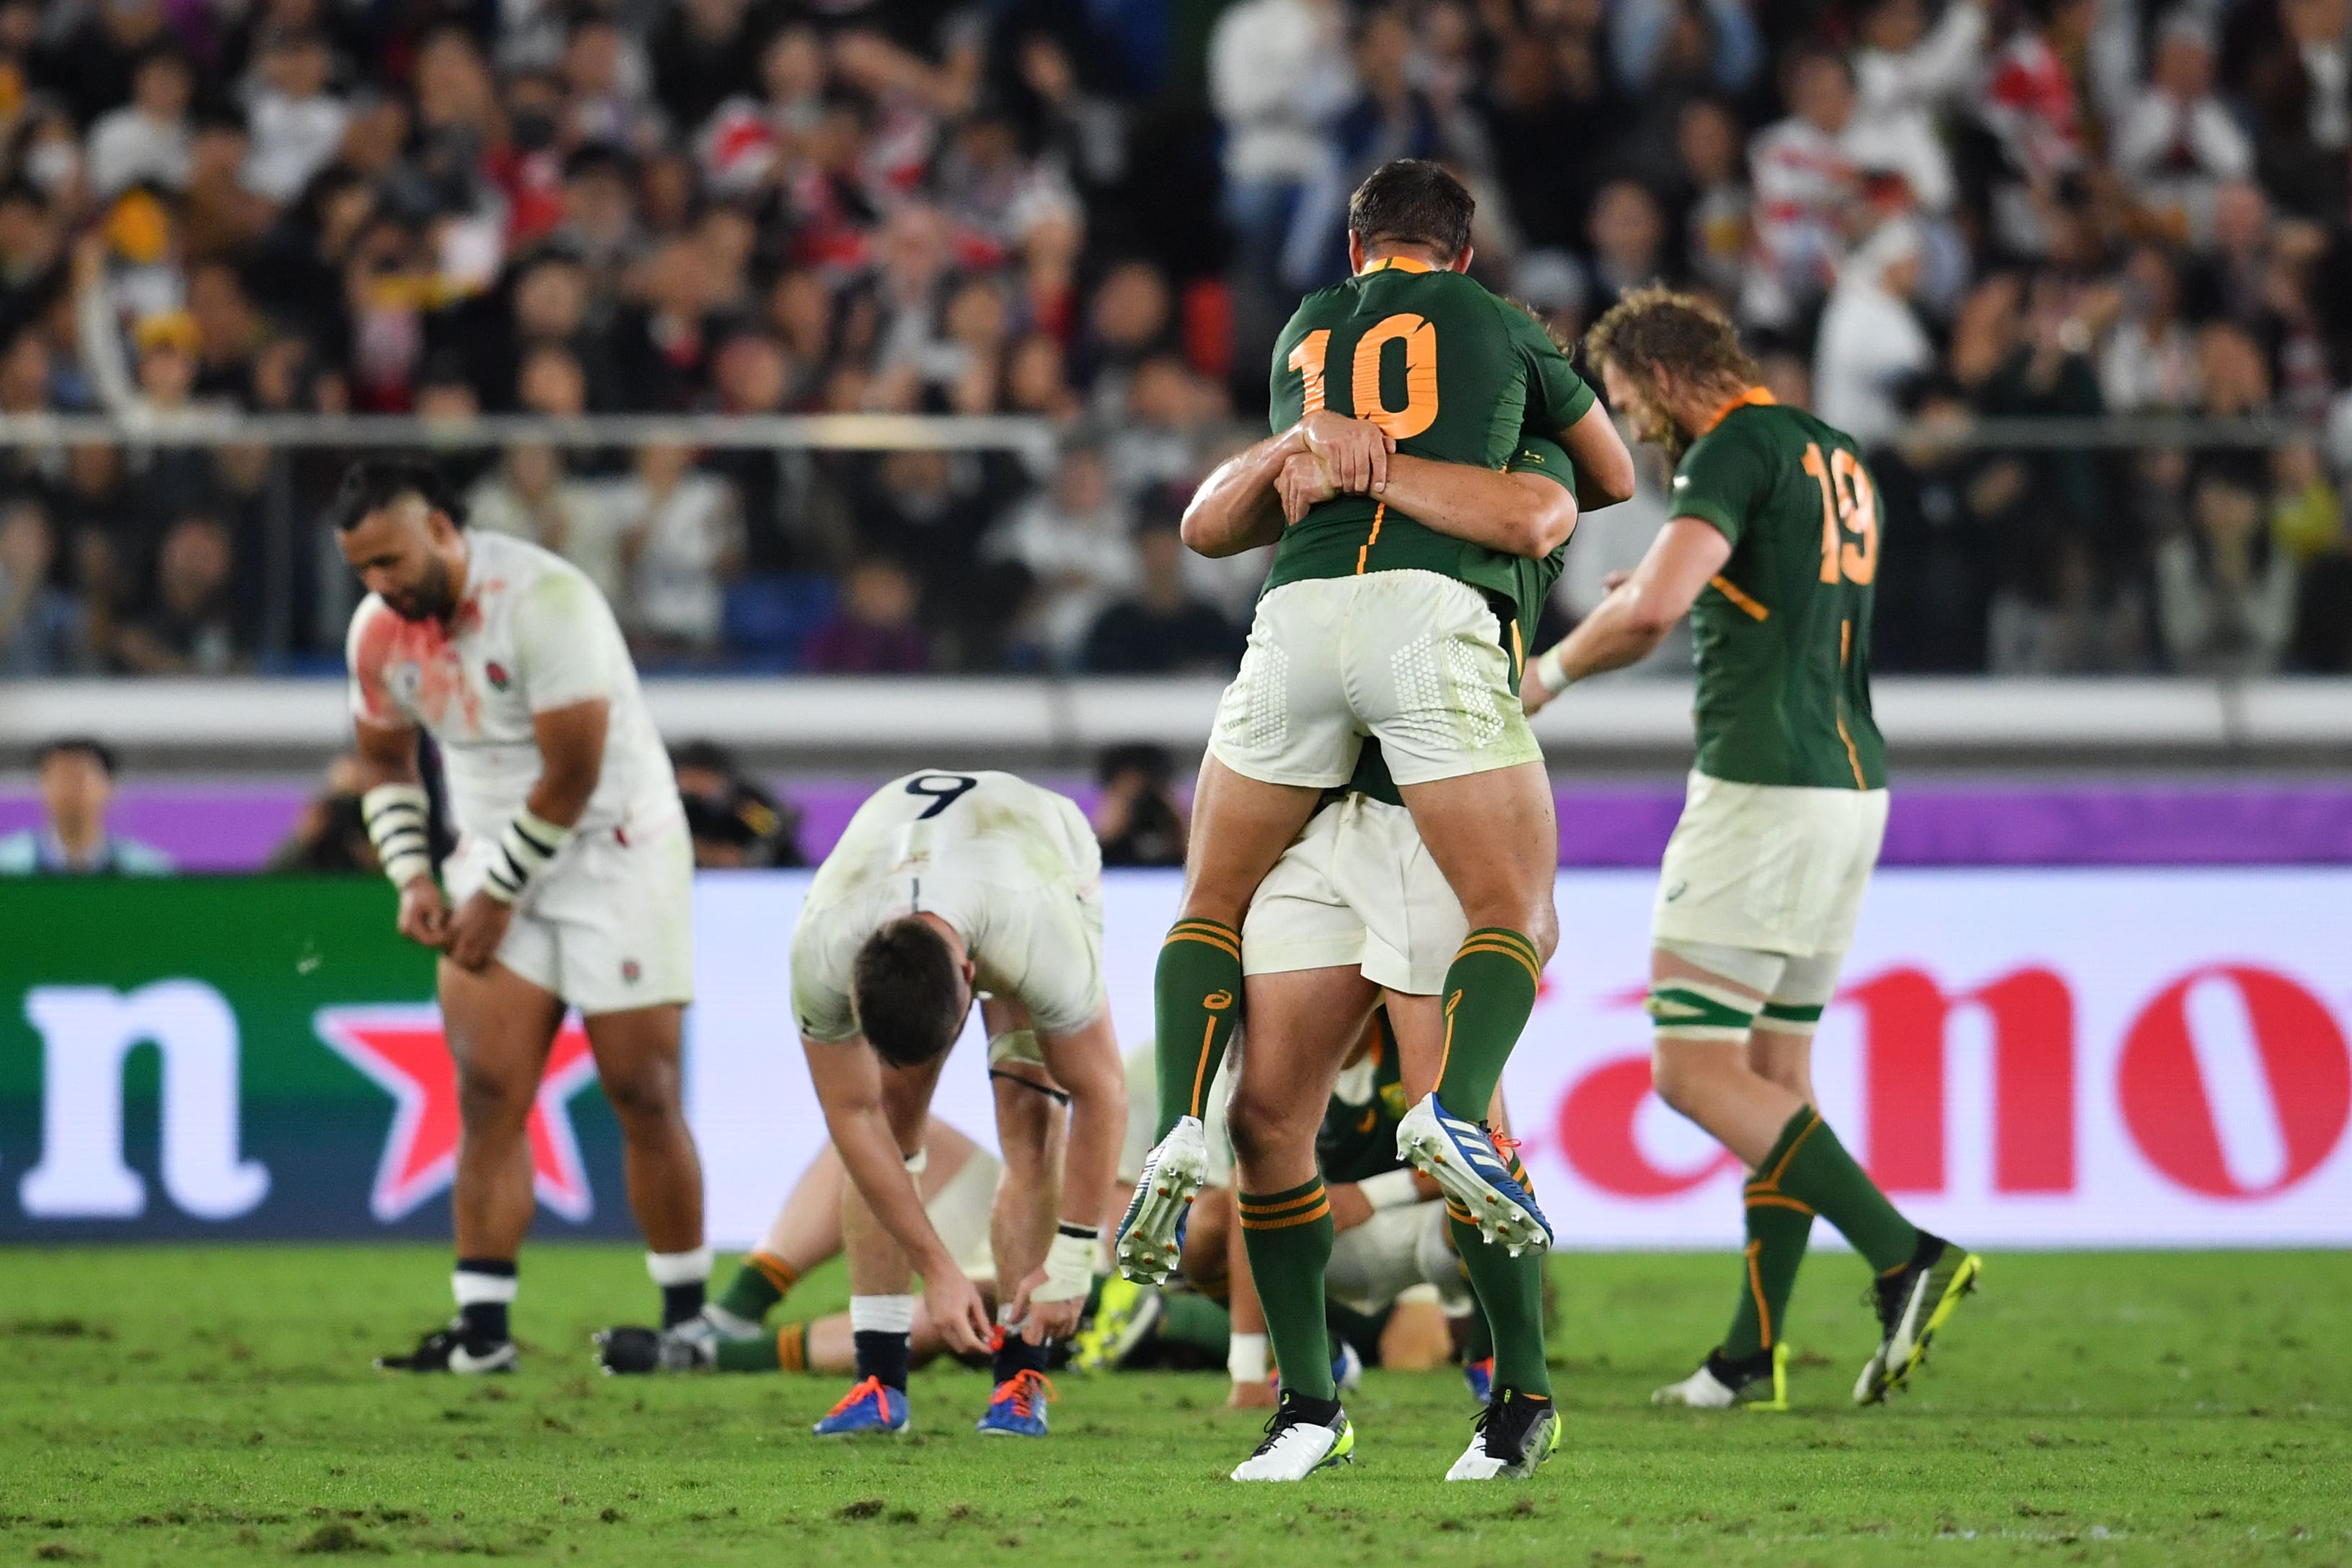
[1670,388,1886,793]
[789,770,1107,1047]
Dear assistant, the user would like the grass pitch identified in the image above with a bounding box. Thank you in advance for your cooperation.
[1,1246,2346,1566]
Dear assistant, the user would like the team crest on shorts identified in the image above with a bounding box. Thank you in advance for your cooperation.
[485,661,511,690]
[622,959,642,984]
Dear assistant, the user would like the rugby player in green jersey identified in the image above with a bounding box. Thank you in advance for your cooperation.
[1119,162,1634,1341]
[1525,287,1979,1410]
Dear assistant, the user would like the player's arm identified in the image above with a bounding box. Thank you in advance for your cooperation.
[1011,1010,1128,1342]
[1558,398,1638,511]
[353,710,449,948]
[1521,517,1731,713]
[802,1032,994,1355]
[1323,1168,1440,1231]
[1181,410,1393,558]
[446,576,616,969]
[1340,453,1577,558]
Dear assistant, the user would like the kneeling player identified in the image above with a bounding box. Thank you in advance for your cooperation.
[1528,288,1979,1409]
[596,1114,1005,1375]
[790,770,1126,1435]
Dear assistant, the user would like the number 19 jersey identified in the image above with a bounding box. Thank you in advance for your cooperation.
[1262,257,1595,616]
[1670,391,1886,790]
[789,770,1107,1044]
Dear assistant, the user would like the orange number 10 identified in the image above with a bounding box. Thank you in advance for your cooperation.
[1802,442,1878,586]
[1290,314,1439,440]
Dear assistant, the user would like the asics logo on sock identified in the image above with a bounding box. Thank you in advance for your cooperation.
[1203,990,1233,1010]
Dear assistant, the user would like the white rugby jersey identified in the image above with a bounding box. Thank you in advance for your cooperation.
[790,770,1106,1044]
[346,529,682,845]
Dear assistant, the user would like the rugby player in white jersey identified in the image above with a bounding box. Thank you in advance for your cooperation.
[333,458,710,1374]
[790,770,1126,1437]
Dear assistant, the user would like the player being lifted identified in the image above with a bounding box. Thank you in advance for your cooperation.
[1121,160,1633,1310]
[1523,289,1981,1409]
[787,770,1126,1436]
[337,458,712,1373]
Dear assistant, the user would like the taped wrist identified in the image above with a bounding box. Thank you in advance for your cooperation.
[1355,1168,1424,1212]
[1033,1226,1097,1303]
[1535,642,1572,695]
[361,783,433,889]
[482,808,572,904]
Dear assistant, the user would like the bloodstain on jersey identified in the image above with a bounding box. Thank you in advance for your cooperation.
[352,596,487,735]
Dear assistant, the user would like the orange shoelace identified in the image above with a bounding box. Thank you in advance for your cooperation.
[824,1375,891,1419]
[991,1368,1057,1420]
[1489,1131,1523,1160]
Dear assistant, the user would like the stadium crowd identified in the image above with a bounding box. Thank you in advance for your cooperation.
[1,0,2350,677]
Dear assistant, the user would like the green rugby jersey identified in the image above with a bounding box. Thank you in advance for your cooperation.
[1342,434,1572,808]
[1263,257,1595,616]
[1670,390,1887,790]
[1314,1005,1411,1185]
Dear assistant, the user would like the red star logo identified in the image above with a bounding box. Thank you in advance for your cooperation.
[312,1005,599,1223]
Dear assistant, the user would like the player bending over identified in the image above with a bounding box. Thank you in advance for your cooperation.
[337,458,712,1373]
[1524,289,1981,1409]
[1119,158,1635,1285]
[788,770,1126,1436]
[596,1114,1005,1375]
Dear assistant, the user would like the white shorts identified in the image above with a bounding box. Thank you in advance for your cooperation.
[1242,794,1466,996]
[1210,570,1541,790]
[445,814,695,1014]
[1651,772,1889,957]
[925,1142,1003,1285]
[1324,1201,1455,1318]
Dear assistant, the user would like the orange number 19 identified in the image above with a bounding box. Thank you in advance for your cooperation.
[1802,442,1878,586]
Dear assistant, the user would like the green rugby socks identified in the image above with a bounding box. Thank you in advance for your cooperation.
[1434,930,1543,1116]
[1449,1210,1551,1397]
[1238,1179,1336,1401]
[1153,920,1243,1142]
[1753,1108,1917,1273]
[713,1251,795,1326]
[1721,1186,1813,1361]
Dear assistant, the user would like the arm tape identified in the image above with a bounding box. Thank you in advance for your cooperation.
[481,807,574,904]
[360,783,433,888]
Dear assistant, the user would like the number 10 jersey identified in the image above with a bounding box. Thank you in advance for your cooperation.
[788,770,1106,1045]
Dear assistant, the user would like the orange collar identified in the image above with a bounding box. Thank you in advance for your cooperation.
[1699,386,1776,435]
[1357,255,1435,276]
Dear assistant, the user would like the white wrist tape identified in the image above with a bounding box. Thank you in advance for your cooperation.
[482,807,573,904]
[1034,1229,1097,1303]
[361,783,433,889]
[1356,1168,1424,1212]
[1534,642,1572,695]
[1228,1331,1269,1385]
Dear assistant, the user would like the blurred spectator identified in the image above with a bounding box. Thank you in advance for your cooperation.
[265,752,376,873]
[1872,382,2002,671]
[0,497,86,674]
[466,444,617,589]
[116,511,245,674]
[1081,523,1241,674]
[1587,180,1673,307]
[1210,0,1353,354]
[2270,441,2344,563]
[240,30,348,204]
[1673,97,1751,301]
[88,47,193,198]
[2100,245,2200,412]
[674,739,803,868]
[0,738,173,876]
[2157,462,2299,675]
[1988,534,2151,674]
[1848,0,1989,215]
[609,441,740,656]
[803,557,930,674]
[1092,741,1186,868]
[1979,0,2093,257]
[2114,14,2252,243]
[1814,219,1931,444]
[984,439,1137,666]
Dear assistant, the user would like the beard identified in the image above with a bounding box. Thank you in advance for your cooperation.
[384,557,455,622]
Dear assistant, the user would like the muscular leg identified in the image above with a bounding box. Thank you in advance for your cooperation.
[1715,1023,1818,1367]
[1153,756,1322,1140]
[433,959,565,1346]
[1396,762,1557,1119]
[1383,987,1549,1399]
[842,1051,948,1298]
[583,1002,708,1326]
[1228,965,1378,1402]
[988,1059,1067,1373]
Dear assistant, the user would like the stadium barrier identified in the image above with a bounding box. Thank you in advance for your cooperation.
[4,870,2344,1248]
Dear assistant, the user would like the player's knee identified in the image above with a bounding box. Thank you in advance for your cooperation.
[1224,1084,1303,1168]
[596,1057,682,1127]
[455,1063,536,1132]
[1647,1041,1719,1116]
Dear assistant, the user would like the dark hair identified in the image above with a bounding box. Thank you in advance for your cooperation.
[852,917,967,1067]
[1096,741,1173,788]
[1585,283,1762,393]
[36,736,116,776]
[671,739,741,776]
[1347,159,1474,262]
[325,457,468,532]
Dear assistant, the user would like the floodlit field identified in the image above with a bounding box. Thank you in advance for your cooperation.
[3,1246,2346,1565]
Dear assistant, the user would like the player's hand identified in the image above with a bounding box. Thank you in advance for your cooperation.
[1600,569,1633,594]
[1520,659,1557,716]
[395,877,452,948]
[444,890,514,972]
[1004,1268,1085,1344]
[1227,1378,1277,1410]
[1297,410,1393,494]
[925,1267,994,1357]
[1276,452,1338,524]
